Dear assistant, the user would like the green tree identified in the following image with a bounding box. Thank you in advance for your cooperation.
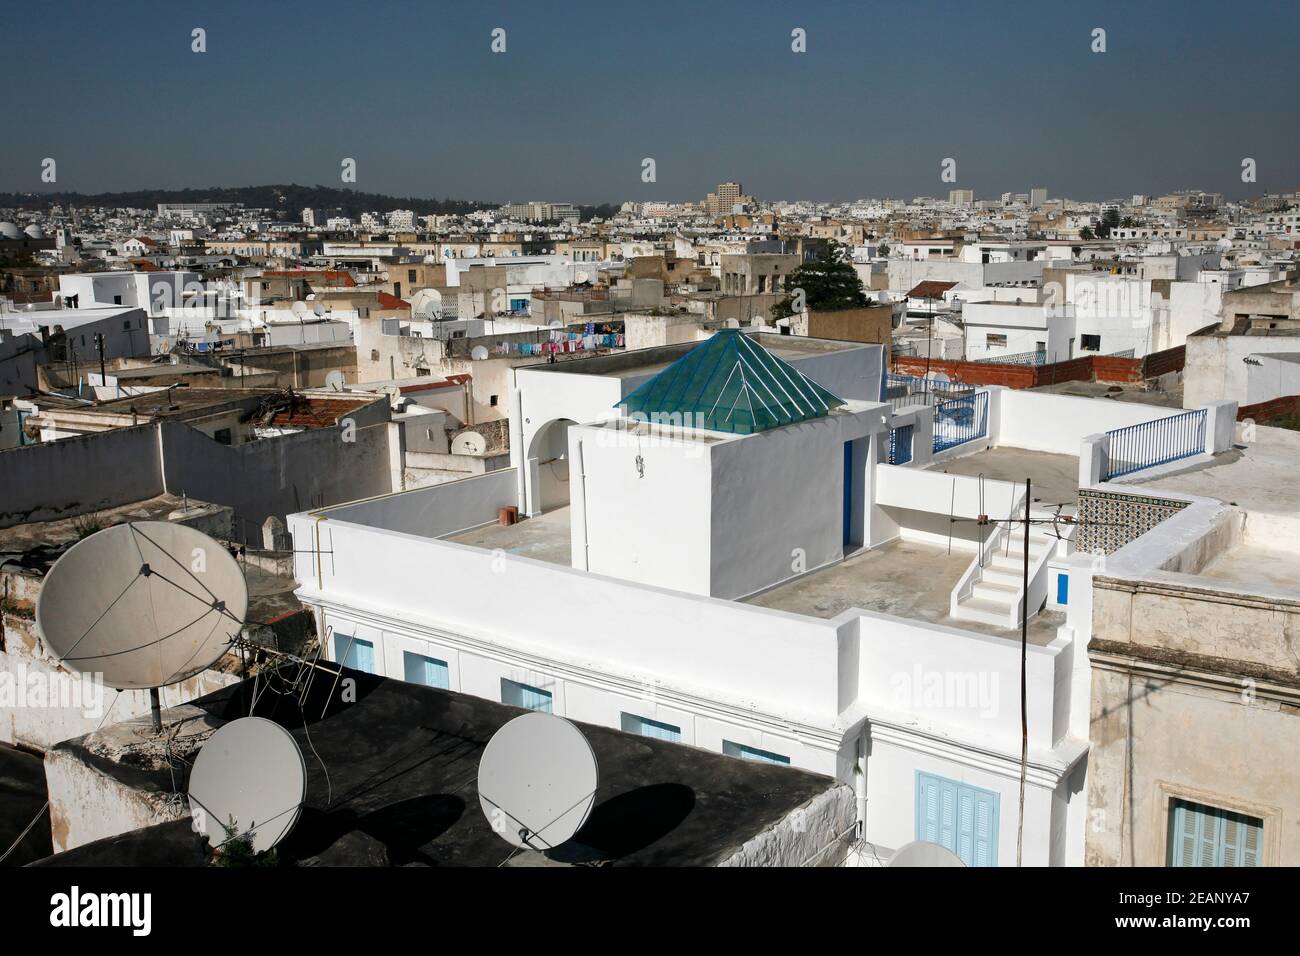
[774,241,868,317]
[1094,208,1120,239]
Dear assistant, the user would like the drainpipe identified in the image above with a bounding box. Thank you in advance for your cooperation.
[855,731,869,838]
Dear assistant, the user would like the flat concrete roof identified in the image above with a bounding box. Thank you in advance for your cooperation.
[1198,542,1300,598]
[746,538,1064,646]
[444,505,573,566]
[1127,424,1300,519]
[927,447,1082,510]
[38,671,839,866]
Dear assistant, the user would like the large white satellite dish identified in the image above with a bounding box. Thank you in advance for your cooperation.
[291,301,307,317]
[887,841,966,867]
[470,345,490,361]
[478,713,598,851]
[451,431,486,456]
[36,522,247,691]
[324,370,345,392]
[188,716,306,855]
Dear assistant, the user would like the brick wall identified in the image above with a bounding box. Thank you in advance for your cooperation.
[1237,394,1300,423]
[893,343,1186,390]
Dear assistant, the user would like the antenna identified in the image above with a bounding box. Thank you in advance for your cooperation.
[187,716,306,855]
[478,713,598,852]
[35,522,248,729]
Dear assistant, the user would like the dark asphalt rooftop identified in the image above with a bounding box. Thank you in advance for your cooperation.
[33,668,837,867]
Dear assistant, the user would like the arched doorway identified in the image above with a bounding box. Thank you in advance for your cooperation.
[528,418,577,512]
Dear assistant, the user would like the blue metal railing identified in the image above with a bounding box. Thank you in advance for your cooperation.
[1104,408,1207,479]
[884,373,974,411]
[888,424,914,464]
[933,391,989,453]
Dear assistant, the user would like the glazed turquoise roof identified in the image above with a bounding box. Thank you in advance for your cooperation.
[617,330,846,435]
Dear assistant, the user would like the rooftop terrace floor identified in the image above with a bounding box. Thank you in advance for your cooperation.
[746,538,1064,646]
[927,447,1081,510]
[444,505,573,566]
[1126,424,1300,519]
[1197,542,1300,599]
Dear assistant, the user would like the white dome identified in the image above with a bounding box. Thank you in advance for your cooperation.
[0,222,21,240]
[23,224,45,239]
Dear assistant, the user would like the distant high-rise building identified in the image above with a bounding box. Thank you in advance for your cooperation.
[1030,187,1048,207]
[387,209,415,231]
[301,207,315,227]
[705,181,747,217]
[948,189,974,206]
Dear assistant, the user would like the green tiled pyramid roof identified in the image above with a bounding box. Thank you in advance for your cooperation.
[617,330,846,435]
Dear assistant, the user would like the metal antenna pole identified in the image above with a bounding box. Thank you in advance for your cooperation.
[1016,476,1030,867]
[149,687,162,732]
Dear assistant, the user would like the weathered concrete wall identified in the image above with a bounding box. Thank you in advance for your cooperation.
[0,423,161,528]
[159,418,397,542]
[1087,575,1300,866]
[717,783,855,867]
[44,708,216,852]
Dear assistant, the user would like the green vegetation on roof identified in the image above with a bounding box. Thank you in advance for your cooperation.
[617,330,846,435]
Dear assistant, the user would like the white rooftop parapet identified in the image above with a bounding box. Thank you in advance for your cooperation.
[1079,433,1109,487]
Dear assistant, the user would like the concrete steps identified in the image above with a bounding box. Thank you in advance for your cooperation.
[952,530,1056,629]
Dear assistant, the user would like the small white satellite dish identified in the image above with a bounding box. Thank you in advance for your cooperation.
[478,712,598,851]
[36,522,247,690]
[547,320,563,330]
[574,271,590,285]
[324,370,345,392]
[887,841,966,867]
[380,384,402,400]
[470,345,490,361]
[313,303,326,317]
[379,271,390,282]
[291,301,307,316]
[724,318,740,329]
[188,716,306,855]
[451,431,487,456]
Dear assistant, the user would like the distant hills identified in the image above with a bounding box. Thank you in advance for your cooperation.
[0,185,618,223]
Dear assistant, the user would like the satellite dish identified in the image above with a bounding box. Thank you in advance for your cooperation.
[291,301,307,316]
[478,713,598,851]
[547,320,563,330]
[470,345,489,361]
[380,384,402,400]
[574,271,590,284]
[451,431,487,456]
[313,303,326,317]
[324,370,345,392]
[888,841,966,867]
[36,522,247,690]
[724,318,740,329]
[188,716,306,855]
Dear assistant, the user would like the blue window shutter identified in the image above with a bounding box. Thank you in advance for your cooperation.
[501,678,553,713]
[1056,572,1069,605]
[403,651,449,689]
[722,740,790,765]
[620,713,682,742]
[916,771,999,866]
[1169,799,1262,867]
[338,636,375,674]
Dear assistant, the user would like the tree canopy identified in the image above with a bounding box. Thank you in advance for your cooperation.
[775,241,868,317]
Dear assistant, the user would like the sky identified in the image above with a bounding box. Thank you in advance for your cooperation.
[2,0,1297,205]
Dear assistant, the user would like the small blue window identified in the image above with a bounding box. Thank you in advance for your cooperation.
[1056,572,1069,605]
[916,771,999,866]
[337,636,375,674]
[501,678,553,713]
[403,651,449,689]
[723,740,790,765]
[620,713,682,742]
[1168,799,1262,867]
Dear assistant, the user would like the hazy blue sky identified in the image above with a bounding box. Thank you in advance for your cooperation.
[3,0,1297,203]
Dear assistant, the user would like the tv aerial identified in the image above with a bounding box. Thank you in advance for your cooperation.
[188,716,306,855]
[478,713,599,853]
[36,521,248,731]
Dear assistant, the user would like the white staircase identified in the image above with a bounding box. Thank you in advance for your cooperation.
[952,526,1057,629]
